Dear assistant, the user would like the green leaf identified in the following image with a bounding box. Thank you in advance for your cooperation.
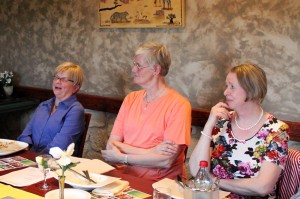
[41,158,49,168]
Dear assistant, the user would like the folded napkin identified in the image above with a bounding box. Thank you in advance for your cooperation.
[0,183,43,199]
[0,167,53,187]
[70,156,115,174]
[92,180,129,197]
[152,178,231,199]
[152,178,184,199]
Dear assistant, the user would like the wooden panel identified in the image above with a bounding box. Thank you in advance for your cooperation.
[14,86,300,142]
[283,120,300,142]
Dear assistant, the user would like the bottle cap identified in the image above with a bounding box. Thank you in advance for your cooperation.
[199,160,208,167]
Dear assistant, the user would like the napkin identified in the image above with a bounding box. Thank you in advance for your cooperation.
[152,178,184,199]
[92,180,129,197]
[0,183,43,199]
[152,178,231,199]
[0,167,53,187]
[70,156,115,174]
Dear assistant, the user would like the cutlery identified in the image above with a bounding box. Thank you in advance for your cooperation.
[69,168,96,184]
[82,170,97,184]
[176,175,185,188]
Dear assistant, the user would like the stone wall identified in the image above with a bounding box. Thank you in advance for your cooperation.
[1,0,300,122]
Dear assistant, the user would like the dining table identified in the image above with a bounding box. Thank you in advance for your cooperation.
[0,149,154,198]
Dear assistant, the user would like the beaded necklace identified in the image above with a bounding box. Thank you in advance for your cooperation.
[234,107,264,131]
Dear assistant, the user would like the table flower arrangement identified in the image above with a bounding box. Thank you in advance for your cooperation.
[0,71,14,96]
[0,71,13,87]
[49,143,79,199]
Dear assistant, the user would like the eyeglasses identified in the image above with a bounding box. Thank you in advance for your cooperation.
[132,61,150,71]
[53,75,74,83]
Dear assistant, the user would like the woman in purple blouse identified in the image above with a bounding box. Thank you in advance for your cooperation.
[18,62,84,154]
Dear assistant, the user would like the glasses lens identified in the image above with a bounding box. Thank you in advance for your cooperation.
[132,62,150,71]
[133,62,141,68]
[53,76,74,83]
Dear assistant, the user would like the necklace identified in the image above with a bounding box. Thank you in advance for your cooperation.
[143,87,167,110]
[234,107,264,131]
[53,102,59,110]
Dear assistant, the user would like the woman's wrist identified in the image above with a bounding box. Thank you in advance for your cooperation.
[214,176,221,187]
[123,154,128,165]
[201,131,212,140]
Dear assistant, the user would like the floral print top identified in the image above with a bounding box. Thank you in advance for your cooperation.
[211,114,290,199]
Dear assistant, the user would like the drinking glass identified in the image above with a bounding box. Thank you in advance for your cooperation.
[36,154,52,190]
[153,187,171,199]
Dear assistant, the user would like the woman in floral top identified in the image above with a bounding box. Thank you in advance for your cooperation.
[189,64,289,198]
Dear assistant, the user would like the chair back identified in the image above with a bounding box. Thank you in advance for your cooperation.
[277,148,300,199]
[76,112,91,157]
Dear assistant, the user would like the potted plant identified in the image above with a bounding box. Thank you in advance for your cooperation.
[0,71,14,96]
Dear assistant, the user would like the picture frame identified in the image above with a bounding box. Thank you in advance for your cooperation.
[99,0,185,28]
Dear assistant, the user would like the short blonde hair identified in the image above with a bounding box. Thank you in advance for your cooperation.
[231,63,267,103]
[55,62,83,88]
[135,41,171,76]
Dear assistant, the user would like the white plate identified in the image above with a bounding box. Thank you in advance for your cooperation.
[45,188,91,199]
[54,170,120,191]
[0,139,29,156]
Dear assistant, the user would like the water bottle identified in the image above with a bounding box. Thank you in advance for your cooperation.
[194,160,213,191]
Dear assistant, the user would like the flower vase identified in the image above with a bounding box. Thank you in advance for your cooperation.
[58,175,65,199]
[0,86,5,99]
[3,86,13,96]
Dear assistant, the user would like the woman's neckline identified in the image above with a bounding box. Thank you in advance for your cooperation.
[143,87,170,110]
[234,107,264,131]
[230,116,268,143]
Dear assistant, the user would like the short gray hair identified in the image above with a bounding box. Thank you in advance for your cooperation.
[135,41,171,76]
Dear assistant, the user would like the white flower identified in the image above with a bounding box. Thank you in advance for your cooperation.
[49,143,78,176]
[66,143,75,156]
[57,155,71,166]
[36,156,43,165]
[50,143,74,159]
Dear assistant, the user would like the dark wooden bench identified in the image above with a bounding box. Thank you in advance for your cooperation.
[14,86,300,142]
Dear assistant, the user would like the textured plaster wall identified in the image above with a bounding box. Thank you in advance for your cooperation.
[0,1,300,158]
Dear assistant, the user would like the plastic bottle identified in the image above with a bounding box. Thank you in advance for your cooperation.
[194,160,213,191]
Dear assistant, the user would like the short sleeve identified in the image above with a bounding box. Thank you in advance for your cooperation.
[264,123,289,169]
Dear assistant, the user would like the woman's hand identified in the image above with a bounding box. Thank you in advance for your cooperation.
[150,140,178,156]
[206,102,231,128]
[101,145,124,163]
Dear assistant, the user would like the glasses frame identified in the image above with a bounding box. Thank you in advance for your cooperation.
[132,61,151,71]
[53,75,74,83]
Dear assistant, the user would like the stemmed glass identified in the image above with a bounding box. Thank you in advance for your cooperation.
[36,154,52,190]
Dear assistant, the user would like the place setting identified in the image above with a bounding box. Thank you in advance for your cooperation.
[0,141,152,199]
[0,138,29,156]
[0,142,127,199]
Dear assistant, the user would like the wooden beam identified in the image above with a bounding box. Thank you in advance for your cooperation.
[14,86,300,142]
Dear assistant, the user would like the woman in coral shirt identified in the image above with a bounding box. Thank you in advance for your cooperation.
[101,41,191,181]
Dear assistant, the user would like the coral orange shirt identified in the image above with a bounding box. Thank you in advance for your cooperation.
[111,89,191,181]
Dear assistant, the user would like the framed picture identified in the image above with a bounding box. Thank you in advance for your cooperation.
[99,0,185,28]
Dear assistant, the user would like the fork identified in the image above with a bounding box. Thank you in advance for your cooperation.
[82,170,97,184]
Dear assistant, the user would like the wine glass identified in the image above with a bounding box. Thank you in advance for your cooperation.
[36,154,52,190]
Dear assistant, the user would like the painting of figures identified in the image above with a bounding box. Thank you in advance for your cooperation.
[99,0,185,28]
